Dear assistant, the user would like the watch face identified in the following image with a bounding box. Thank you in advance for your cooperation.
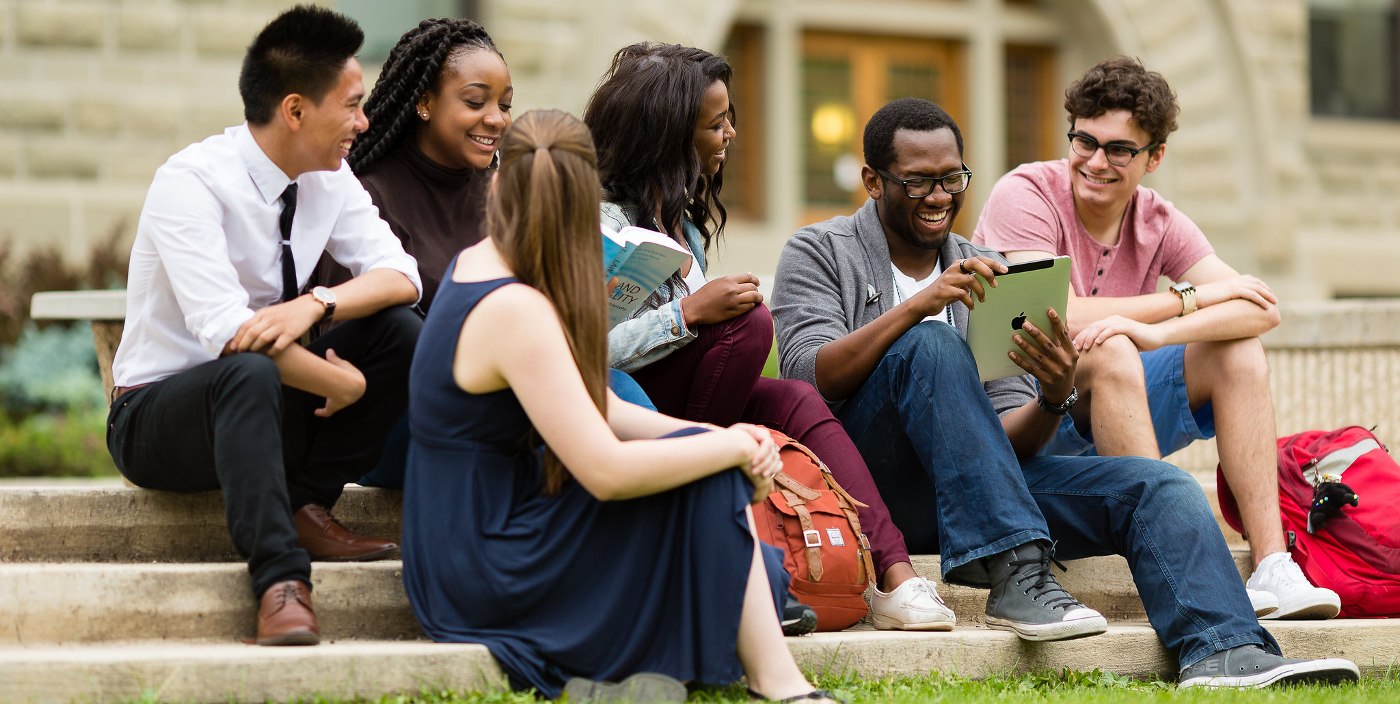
[313,287,335,304]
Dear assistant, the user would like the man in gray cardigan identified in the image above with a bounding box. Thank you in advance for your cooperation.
[771,98,1356,688]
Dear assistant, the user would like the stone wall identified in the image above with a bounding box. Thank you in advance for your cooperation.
[2,0,1398,300]
[0,0,298,260]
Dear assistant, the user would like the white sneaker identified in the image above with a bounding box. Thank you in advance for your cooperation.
[870,577,955,631]
[1246,552,1341,620]
[1246,588,1279,618]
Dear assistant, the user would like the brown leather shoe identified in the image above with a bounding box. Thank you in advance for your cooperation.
[292,503,399,561]
[256,580,320,646]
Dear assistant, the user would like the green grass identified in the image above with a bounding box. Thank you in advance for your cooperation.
[242,669,1398,704]
[763,336,780,379]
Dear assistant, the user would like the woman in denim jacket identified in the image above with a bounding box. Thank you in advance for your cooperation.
[584,42,955,632]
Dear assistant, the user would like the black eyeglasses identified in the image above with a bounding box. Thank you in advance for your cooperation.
[1067,132,1158,167]
[875,165,973,198]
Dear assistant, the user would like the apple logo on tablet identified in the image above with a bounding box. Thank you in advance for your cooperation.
[1011,312,1027,331]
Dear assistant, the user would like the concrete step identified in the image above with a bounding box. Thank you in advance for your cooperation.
[3,620,1395,704]
[910,550,1254,624]
[0,562,419,645]
[0,477,1249,563]
[0,548,1257,645]
[0,482,403,563]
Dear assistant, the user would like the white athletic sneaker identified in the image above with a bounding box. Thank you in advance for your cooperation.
[1246,588,1279,618]
[869,577,956,631]
[1246,552,1341,620]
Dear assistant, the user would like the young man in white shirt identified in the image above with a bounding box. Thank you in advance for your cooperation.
[106,6,423,646]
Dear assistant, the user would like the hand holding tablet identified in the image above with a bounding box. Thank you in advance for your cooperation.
[965,256,1072,382]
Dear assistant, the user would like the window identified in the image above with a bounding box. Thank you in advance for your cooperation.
[338,0,479,64]
[721,25,765,220]
[799,32,966,222]
[1310,0,1400,119]
[1004,44,1059,171]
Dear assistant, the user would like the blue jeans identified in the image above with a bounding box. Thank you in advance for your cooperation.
[838,323,1274,667]
[837,322,1050,586]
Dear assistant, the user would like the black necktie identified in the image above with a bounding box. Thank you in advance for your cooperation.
[278,183,298,302]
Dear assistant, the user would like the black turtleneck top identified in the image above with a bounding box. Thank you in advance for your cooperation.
[317,139,490,313]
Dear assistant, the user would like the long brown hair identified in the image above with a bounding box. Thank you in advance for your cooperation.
[487,109,606,493]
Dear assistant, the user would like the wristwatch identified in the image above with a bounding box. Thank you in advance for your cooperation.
[310,286,337,322]
[1037,386,1079,416]
[1170,281,1197,316]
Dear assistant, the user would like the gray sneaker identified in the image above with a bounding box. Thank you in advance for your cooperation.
[983,541,1107,642]
[1178,645,1359,688]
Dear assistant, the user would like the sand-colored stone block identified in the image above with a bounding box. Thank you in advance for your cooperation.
[0,89,65,130]
[15,2,105,48]
[27,137,101,180]
[73,96,123,135]
[191,8,267,57]
[123,93,185,137]
[116,6,182,52]
[0,135,19,177]
[0,189,71,243]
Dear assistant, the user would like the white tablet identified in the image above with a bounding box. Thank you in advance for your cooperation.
[966,256,1071,382]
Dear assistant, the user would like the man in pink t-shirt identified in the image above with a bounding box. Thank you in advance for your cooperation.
[975,56,1340,621]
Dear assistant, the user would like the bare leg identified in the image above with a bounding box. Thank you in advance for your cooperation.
[737,506,819,700]
[1074,335,1160,458]
[881,561,918,592]
[1183,338,1286,564]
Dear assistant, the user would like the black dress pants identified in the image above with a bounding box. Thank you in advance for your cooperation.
[106,306,420,596]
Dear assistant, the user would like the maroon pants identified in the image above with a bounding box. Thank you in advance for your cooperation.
[628,304,910,576]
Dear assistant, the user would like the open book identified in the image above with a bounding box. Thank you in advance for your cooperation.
[603,225,691,328]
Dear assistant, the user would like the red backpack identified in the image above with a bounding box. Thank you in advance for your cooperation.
[752,429,876,631]
[1218,426,1400,617]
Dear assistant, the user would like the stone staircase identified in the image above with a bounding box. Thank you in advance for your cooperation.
[4,477,1399,703]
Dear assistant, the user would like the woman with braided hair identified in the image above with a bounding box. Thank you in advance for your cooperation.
[336,16,511,312]
[328,20,653,490]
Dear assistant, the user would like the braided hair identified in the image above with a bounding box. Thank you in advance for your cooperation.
[349,18,502,173]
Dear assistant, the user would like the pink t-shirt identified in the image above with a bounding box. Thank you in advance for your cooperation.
[973,159,1213,297]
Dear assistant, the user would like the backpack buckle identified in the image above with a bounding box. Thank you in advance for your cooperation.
[803,530,822,548]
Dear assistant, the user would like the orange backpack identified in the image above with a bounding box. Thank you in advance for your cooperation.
[753,429,876,631]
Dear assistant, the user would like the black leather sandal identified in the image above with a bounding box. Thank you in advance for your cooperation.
[746,687,849,703]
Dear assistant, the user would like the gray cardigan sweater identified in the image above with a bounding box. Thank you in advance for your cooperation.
[771,199,1036,415]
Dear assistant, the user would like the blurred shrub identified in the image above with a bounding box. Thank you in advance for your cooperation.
[0,225,127,476]
[0,225,129,348]
[0,405,115,477]
[0,324,105,414]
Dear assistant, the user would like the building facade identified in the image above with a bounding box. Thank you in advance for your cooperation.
[1,0,1396,300]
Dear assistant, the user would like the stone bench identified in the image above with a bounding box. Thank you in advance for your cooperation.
[28,289,126,399]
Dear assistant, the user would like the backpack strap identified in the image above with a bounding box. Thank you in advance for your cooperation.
[779,487,825,581]
[780,435,870,509]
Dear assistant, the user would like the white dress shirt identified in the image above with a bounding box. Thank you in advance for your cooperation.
[113,124,422,387]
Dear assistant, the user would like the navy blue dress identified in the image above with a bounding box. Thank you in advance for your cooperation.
[403,275,788,698]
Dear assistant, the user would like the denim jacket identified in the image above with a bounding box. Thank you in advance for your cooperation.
[602,200,705,373]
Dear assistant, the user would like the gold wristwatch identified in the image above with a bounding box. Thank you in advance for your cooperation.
[1170,281,1197,316]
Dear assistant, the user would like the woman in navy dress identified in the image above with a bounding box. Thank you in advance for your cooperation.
[402,109,839,702]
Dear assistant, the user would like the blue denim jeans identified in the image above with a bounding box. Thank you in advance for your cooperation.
[838,322,1275,668]
[837,322,1050,586]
